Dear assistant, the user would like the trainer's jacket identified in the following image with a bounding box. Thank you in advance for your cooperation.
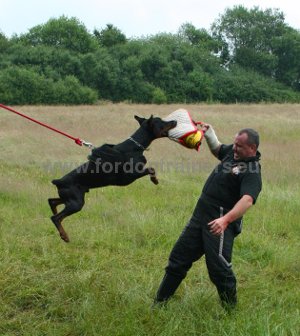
[201,144,262,210]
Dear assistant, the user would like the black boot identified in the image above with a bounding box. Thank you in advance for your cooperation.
[218,288,237,311]
[153,273,183,306]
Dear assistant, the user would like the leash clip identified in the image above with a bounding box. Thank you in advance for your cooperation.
[82,140,94,149]
[75,138,94,149]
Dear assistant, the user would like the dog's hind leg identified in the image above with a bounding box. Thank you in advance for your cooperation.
[51,214,70,243]
[48,198,63,215]
[51,187,86,243]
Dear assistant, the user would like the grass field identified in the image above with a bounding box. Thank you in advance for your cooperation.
[0,103,299,336]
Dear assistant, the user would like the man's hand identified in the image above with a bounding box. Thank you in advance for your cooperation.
[208,217,230,235]
[208,195,254,235]
[201,123,210,133]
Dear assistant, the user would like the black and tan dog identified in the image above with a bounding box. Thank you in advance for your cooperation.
[48,115,176,242]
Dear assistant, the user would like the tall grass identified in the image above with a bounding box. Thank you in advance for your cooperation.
[0,104,299,335]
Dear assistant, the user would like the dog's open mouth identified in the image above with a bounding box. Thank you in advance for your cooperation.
[163,120,177,136]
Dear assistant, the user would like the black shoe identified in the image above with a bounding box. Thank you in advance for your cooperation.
[219,290,237,312]
[220,299,237,313]
[151,298,168,310]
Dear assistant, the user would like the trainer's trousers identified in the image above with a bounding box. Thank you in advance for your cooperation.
[155,197,241,306]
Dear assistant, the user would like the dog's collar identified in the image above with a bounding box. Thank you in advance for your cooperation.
[128,137,148,151]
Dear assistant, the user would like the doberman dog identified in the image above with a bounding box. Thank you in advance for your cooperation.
[48,115,176,243]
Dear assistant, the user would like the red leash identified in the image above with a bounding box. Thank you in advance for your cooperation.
[0,104,93,148]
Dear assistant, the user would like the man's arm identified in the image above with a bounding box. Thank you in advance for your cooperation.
[208,195,253,235]
[202,124,221,158]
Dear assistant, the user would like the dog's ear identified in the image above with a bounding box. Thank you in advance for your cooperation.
[134,115,146,125]
[147,115,154,125]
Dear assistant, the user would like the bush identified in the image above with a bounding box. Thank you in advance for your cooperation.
[0,67,98,105]
[53,76,98,104]
[213,66,300,103]
[0,67,50,104]
[152,87,167,104]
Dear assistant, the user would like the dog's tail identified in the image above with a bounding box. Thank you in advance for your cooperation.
[52,179,63,186]
[52,175,76,188]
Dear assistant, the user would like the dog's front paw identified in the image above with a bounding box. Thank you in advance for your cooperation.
[147,167,159,185]
[150,175,159,185]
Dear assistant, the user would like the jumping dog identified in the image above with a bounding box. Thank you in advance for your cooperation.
[48,115,176,242]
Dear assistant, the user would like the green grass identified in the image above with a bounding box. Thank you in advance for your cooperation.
[0,104,299,335]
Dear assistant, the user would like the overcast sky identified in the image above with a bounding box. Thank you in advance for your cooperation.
[0,0,299,38]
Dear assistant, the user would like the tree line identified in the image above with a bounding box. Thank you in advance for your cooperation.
[0,5,300,105]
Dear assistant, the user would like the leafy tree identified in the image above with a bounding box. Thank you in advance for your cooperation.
[212,6,286,54]
[273,27,300,90]
[211,5,300,91]
[211,6,286,73]
[186,68,214,102]
[18,16,98,53]
[94,24,127,47]
[139,33,219,102]
[0,32,10,53]
[6,44,83,79]
[79,48,120,101]
[234,47,278,77]
[140,46,168,82]
[114,55,154,103]
[158,60,187,102]
[178,23,220,52]
[1,11,299,104]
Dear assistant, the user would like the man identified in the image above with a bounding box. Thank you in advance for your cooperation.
[154,124,262,309]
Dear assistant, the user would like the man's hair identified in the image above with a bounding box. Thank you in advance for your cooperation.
[238,128,260,148]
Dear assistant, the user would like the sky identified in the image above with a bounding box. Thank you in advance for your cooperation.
[0,0,299,38]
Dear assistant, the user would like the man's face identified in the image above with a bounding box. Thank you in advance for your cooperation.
[233,133,256,160]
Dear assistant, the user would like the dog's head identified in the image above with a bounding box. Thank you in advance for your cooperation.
[134,115,177,138]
